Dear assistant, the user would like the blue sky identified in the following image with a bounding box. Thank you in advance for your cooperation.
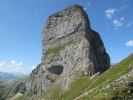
[0,0,133,74]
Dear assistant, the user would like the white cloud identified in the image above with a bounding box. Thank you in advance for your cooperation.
[10,60,16,64]
[32,65,37,70]
[113,19,123,27]
[113,17,125,28]
[105,7,131,29]
[0,61,5,66]
[105,8,116,19]
[126,40,133,47]
[83,7,87,11]
[17,61,23,66]
[0,60,35,74]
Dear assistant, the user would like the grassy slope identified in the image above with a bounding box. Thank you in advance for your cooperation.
[78,54,133,100]
[13,54,133,100]
[0,80,16,99]
[80,54,133,100]
[42,54,133,100]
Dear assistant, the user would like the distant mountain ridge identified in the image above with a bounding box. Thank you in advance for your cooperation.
[0,72,25,80]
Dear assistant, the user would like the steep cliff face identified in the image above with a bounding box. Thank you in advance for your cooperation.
[30,4,110,96]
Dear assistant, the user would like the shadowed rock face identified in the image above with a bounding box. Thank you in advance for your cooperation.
[47,65,64,75]
[29,4,110,96]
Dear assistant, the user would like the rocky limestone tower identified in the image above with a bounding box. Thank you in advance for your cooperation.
[30,4,110,96]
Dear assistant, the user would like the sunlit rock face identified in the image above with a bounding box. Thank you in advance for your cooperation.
[30,4,110,96]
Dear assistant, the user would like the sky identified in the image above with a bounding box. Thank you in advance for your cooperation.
[0,0,133,74]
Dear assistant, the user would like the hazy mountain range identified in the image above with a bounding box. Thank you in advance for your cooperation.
[0,72,25,80]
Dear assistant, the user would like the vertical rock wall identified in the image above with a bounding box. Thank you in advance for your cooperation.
[30,4,110,96]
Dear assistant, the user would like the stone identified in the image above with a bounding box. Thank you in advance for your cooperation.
[28,4,110,96]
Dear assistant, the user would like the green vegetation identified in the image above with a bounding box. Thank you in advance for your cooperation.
[4,54,133,100]
[46,46,64,55]
[46,41,77,55]
[0,81,11,100]
[0,75,30,100]
[42,54,133,100]
[62,76,90,100]
[43,86,62,100]
[42,77,90,100]
[80,54,133,100]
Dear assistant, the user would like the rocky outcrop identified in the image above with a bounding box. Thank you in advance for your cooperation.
[0,80,27,100]
[29,4,110,96]
[100,64,133,100]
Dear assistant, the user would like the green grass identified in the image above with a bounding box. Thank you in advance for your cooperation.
[41,54,133,100]
[46,41,77,56]
[80,54,133,100]
[62,76,91,100]
[42,84,63,100]
[46,46,64,55]
[42,76,90,100]
[7,54,133,100]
